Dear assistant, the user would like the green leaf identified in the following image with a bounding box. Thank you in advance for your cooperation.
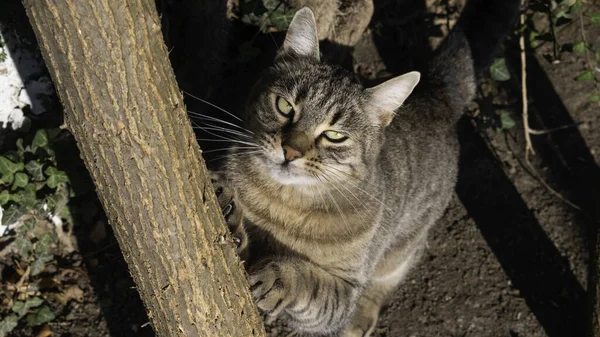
[591,12,600,25]
[591,93,600,102]
[0,315,19,335]
[25,297,44,309]
[25,305,55,327]
[499,111,516,130]
[15,237,33,260]
[574,70,594,81]
[31,252,53,276]
[596,49,600,62]
[1,173,14,185]
[44,167,69,189]
[38,233,56,246]
[572,41,586,53]
[31,129,49,153]
[0,190,20,206]
[11,172,28,191]
[15,217,34,236]
[16,138,25,153]
[0,156,24,176]
[490,58,511,81]
[11,301,27,317]
[269,10,296,30]
[18,184,38,209]
[25,161,45,181]
[2,204,26,227]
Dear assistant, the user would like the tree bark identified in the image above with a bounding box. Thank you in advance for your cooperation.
[22,1,266,336]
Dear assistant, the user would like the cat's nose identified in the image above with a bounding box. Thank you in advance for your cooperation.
[282,145,303,162]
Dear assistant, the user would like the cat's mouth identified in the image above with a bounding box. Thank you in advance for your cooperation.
[266,160,319,186]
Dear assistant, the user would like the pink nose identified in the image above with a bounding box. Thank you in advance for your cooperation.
[282,145,303,162]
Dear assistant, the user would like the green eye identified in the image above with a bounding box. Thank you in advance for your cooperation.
[276,96,294,117]
[322,130,348,143]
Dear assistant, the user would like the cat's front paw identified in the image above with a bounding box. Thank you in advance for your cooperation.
[210,172,248,257]
[249,260,297,319]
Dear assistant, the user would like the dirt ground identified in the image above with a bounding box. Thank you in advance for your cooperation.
[1,0,599,336]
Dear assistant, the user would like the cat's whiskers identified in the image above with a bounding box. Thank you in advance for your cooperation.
[187,110,254,135]
[320,163,390,211]
[322,170,397,241]
[196,138,260,147]
[183,91,244,122]
[315,175,353,239]
[205,150,264,164]
[319,172,370,223]
[194,126,255,143]
[192,124,254,140]
[201,146,258,154]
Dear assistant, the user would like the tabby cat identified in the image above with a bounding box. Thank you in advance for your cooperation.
[210,1,519,336]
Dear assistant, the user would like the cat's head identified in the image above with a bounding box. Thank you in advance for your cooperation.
[235,8,420,189]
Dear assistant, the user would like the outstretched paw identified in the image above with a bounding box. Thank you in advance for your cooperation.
[250,261,297,319]
[210,172,248,257]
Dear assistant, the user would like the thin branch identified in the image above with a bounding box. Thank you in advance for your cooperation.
[520,3,535,161]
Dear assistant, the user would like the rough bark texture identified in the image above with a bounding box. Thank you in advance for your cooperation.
[22,1,266,336]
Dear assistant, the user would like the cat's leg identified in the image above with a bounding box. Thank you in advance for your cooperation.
[342,237,426,337]
[210,172,249,259]
[249,257,364,335]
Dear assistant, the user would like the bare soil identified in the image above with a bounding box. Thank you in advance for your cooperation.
[1,0,599,336]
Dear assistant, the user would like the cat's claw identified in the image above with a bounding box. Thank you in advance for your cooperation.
[210,172,248,257]
[250,261,296,318]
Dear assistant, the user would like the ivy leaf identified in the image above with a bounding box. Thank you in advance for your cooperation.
[1,204,26,227]
[574,70,594,81]
[1,173,14,185]
[15,237,33,260]
[25,297,44,309]
[499,111,516,130]
[0,157,24,185]
[14,218,35,236]
[44,167,69,189]
[16,138,25,154]
[490,58,511,81]
[591,93,600,102]
[25,161,45,181]
[31,252,54,276]
[31,129,49,153]
[0,190,20,206]
[18,184,38,209]
[572,41,586,53]
[0,315,19,335]
[11,301,27,317]
[25,305,55,327]
[12,172,28,191]
[591,12,600,25]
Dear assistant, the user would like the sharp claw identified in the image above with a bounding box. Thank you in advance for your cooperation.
[223,203,233,218]
[233,237,241,247]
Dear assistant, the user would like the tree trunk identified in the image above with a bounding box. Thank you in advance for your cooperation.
[22,1,266,336]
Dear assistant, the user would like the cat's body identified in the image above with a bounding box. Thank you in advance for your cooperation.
[211,2,519,336]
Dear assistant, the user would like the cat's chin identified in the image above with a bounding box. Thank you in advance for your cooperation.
[268,165,319,186]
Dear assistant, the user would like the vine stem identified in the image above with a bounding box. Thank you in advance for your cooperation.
[520,1,534,161]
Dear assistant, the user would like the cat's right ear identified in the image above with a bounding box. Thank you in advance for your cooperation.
[366,71,420,126]
[280,7,320,61]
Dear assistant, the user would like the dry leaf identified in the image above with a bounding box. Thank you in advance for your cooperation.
[54,285,84,305]
[37,324,52,337]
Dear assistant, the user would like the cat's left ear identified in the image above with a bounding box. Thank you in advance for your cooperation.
[366,71,420,126]
[280,7,320,61]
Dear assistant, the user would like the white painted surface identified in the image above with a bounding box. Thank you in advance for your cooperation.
[0,30,54,130]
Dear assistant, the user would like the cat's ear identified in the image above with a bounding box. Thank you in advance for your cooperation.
[366,71,420,126]
[281,7,320,61]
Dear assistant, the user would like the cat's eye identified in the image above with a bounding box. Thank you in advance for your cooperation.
[276,96,294,117]
[322,130,348,143]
